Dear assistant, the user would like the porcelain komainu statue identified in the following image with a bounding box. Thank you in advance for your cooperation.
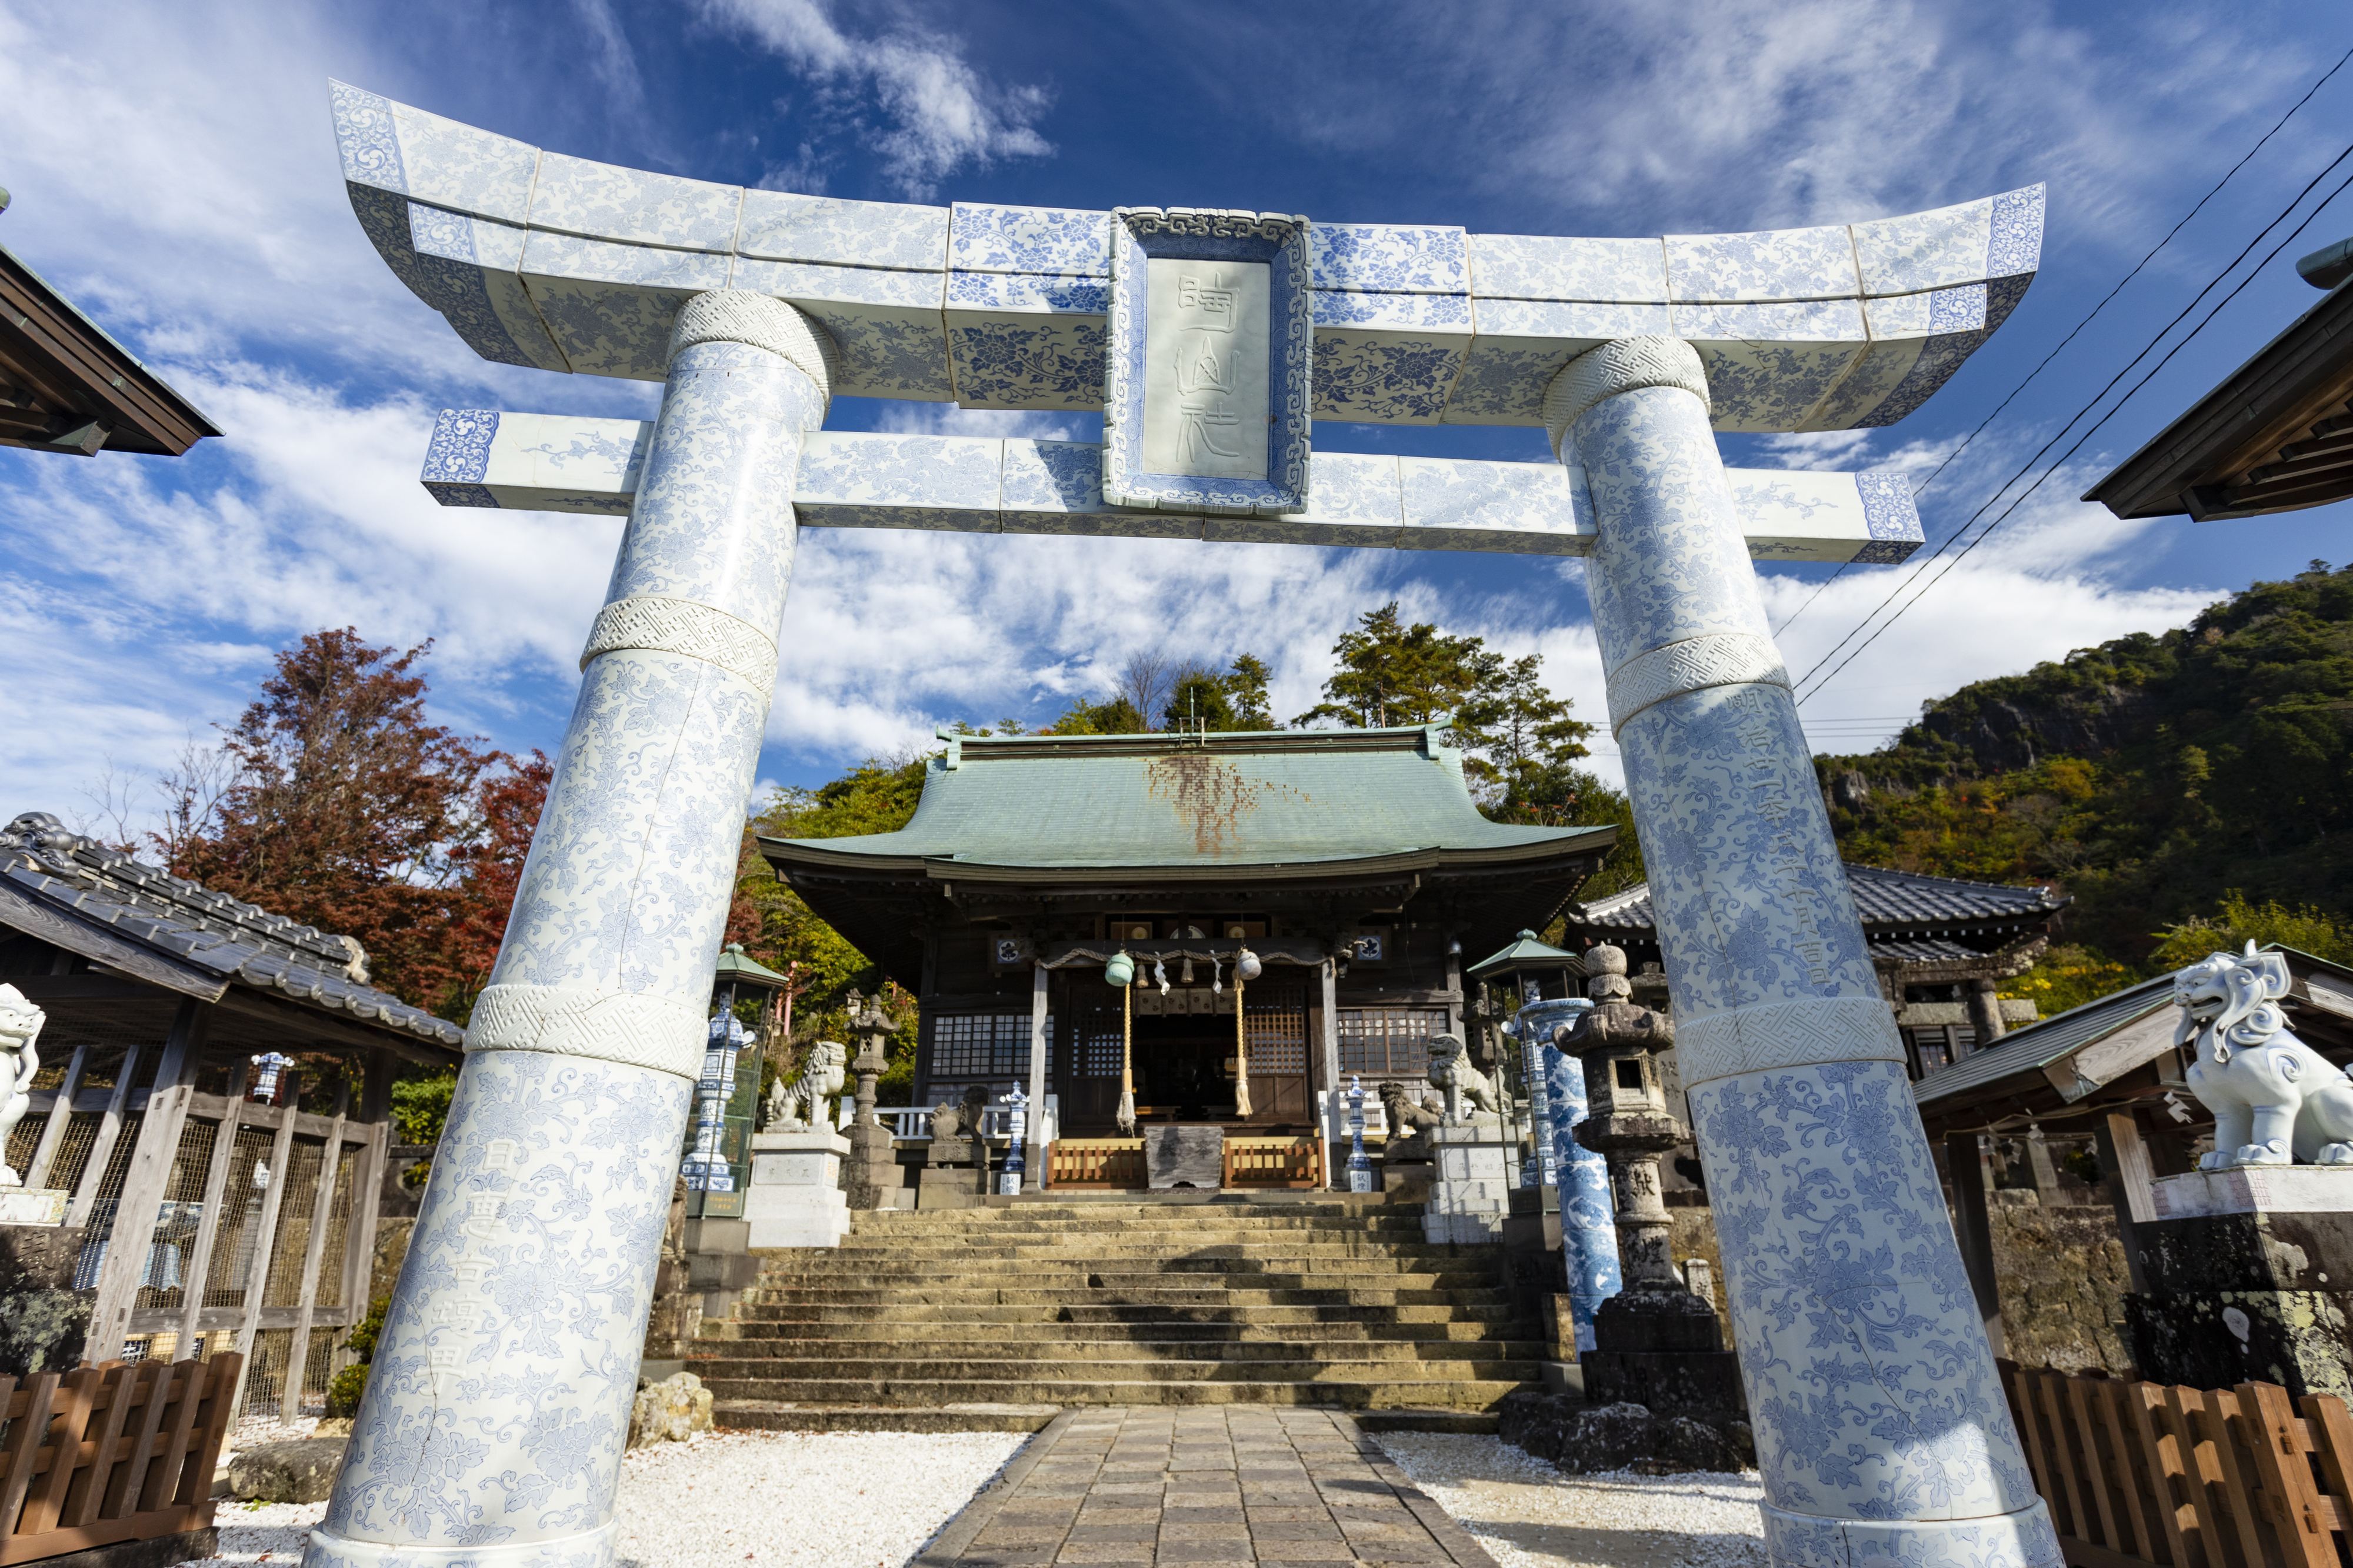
[1427,1032,1498,1122]
[767,1040,846,1133]
[0,983,45,1187]
[2176,942,2353,1169]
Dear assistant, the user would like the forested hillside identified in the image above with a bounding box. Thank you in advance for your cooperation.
[1816,559,2353,998]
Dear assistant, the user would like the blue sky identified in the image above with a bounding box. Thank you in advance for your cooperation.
[4,0,2352,833]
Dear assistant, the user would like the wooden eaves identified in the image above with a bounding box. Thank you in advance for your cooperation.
[0,239,221,457]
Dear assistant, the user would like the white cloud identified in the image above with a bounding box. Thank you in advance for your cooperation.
[702,0,1053,198]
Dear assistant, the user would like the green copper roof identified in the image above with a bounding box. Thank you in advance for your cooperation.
[712,942,791,989]
[1466,928,1581,977]
[763,727,1613,873]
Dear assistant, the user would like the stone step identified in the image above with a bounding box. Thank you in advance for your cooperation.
[691,1353,1539,1383]
[729,1302,1523,1326]
[814,1240,1462,1260]
[692,1375,1535,1409]
[713,1318,1524,1344]
[736,1286,1512,1309]
[748,1268,1501,1290]
[843,1212,1428,1232]
[711,1400,1061,1433]
[694,1337,1543,1365]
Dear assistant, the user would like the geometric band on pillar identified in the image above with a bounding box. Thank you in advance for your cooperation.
[1603,631,1790,735]
[1677,994,1909,1087]
[579,594,781,692]
[1545,335,1713,452]
[464,982,709,1079]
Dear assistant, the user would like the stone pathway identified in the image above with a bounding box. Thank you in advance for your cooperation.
[920,1407,1500,1567]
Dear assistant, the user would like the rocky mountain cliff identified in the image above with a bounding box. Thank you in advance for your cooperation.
[1814,560,2353,962]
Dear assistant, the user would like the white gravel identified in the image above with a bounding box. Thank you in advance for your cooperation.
[183,1427,1031,1568]
[1372,1432,1767,1568]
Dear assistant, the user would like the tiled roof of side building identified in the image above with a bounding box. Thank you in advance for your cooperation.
[762,726,1617,872]
[1911,976,2176,1107]
[1572,862,2067,932]
[0,812,464,1049]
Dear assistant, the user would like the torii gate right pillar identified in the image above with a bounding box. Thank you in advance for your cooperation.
[1551,338,2059,1568]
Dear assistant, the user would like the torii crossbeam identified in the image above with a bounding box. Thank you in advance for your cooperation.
[309,80,2055,1568]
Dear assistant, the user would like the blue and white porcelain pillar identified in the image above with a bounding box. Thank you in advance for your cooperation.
[1549,338,2057,1568]
[309,292,831,1568]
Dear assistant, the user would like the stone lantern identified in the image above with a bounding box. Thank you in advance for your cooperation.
[841,987,902,1209]
[1565,943,1745,1427]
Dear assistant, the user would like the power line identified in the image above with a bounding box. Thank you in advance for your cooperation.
[1791,159,2353,705]
[1787,136,2353,702]
[1769,44,2353,639]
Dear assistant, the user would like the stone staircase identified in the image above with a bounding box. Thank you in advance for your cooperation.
[686,1196,1545,1433]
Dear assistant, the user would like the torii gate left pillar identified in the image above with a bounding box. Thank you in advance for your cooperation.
[311,292,826,1568]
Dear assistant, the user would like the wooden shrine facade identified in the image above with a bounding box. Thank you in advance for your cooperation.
[759,727,1617,1147]
[0,813,463,1414]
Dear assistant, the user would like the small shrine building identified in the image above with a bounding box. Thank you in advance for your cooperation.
[758,726,1616,1164]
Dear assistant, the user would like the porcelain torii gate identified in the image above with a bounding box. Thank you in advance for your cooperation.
[312,80,2055,1568]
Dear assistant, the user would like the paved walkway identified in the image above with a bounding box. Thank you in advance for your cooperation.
[919,1407,1500,1567]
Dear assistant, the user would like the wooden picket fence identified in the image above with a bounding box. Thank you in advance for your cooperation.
[1,1355,239,1566]
[1046,1139,1146,1189]
[1223,1135,1322,1189]
[2001,1360,2353,1568]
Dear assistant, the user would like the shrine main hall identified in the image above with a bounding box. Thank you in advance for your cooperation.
[758,723,1617,1156]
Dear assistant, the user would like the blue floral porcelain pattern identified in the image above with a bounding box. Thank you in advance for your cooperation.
[1667,226,1861,303]
[314,1049,692,1565]
[312,301,829,1568]
[1312,335,1466,425]
[948,203,1111,276]
[795,431,1001,531]
[424,410,499,485]
[735,191,948,270]
[332,85,2044,436]
[1399,456,1588,553]
[1561,355,2045,1565]
[1515,1001,1622,1350]
[1467,234,1670,305]
[948,318,1106,411]
[1308,223,1468,294]
[528,153,739,253]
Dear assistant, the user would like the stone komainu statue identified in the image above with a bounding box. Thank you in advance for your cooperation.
[1426,1032,1498,1120]
[928,1083,991,1141]
[1377,1079,1442,1136]
[2176,942,2353,1168]
[0,982,42,1187]
[768,1040,846,1133]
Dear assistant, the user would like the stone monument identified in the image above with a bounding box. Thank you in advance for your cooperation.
[315,81,2054,1568]
[1567,945,1745,1427]
[918,1083,992,1209]
[1145,1125,1222,1190]
[2127,945,2353,1394]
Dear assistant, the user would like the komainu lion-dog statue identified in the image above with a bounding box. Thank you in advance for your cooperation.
[2177,942,2353,1169]
[766,1040,847,1133]
[1426,1032,1499,1122]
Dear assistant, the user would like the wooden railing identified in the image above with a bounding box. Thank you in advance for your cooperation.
[1224,1136,1322,1189]
[1046,1139,1146,1189]
[2000,1360,2353,1568]
[2,1354,239,1566]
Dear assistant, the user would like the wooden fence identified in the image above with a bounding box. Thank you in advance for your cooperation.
[2001,1360,2353,1568]
[1046,1139,1146,1189]
[1224,1136,1322,1189]
[1,1355,239,1566]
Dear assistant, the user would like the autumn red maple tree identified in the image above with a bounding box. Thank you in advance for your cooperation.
[165,628,548,1022]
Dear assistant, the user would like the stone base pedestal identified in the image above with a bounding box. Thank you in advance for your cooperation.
[1424,1126,1515,1245]
[744,1130,851,1248]
[843,1121,902,1210]
[919,1135,988,1209]
[1,1214,92,1374]
[2128,1168,2353,1398]
[1147,1126,1222,1190]
[1579,1286,1746,1426]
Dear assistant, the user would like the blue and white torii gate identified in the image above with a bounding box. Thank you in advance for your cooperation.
[314,81,2054,1568]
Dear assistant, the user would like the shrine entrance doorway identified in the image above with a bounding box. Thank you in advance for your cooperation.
[1060,980,1312,1135]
